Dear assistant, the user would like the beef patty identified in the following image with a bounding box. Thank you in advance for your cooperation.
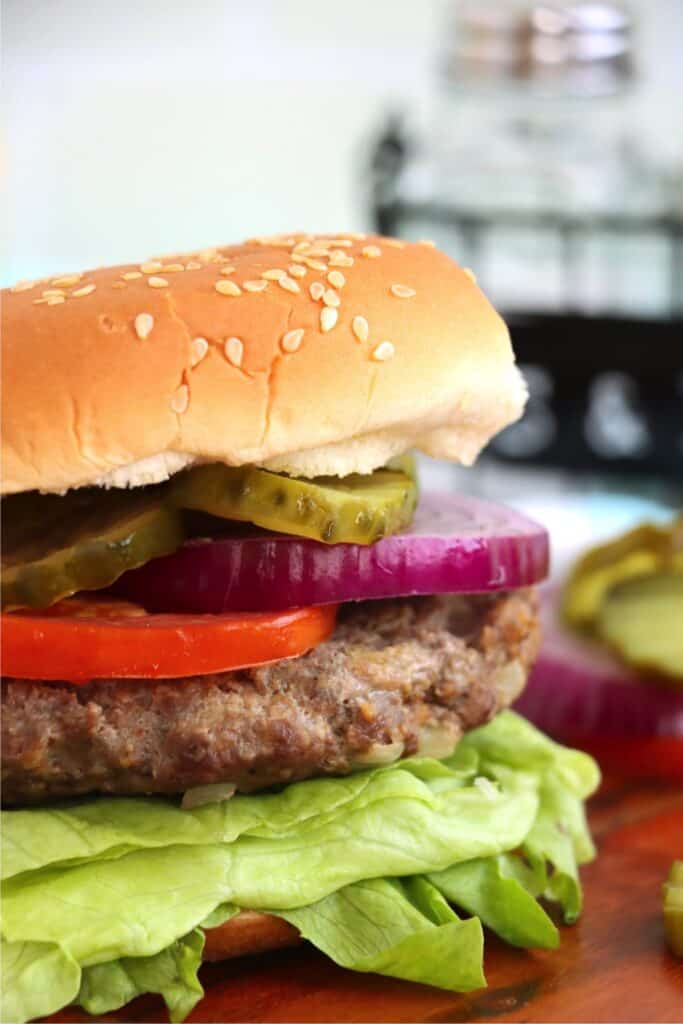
[1,590,539,804]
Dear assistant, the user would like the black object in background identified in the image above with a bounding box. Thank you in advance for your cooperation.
[494,314,682,479]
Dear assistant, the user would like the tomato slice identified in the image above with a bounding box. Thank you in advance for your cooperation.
[1,597,338,682]
[568,735,683,781]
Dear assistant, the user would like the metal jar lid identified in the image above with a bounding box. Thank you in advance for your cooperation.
[444,1,634,96]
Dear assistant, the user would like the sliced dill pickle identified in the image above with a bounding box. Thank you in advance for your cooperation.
[171,463,418,545]
[663,861,683,957]
[563,517,683,630]
[596,574,683,682]
[1,489,184,610]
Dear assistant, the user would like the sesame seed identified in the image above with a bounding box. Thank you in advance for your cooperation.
[185,260,203,271]
[362,245,381,258]
[303,258,327,271]
[11,280,36,292]
[42,288,65,298]
[290,253,307,264]
[261,269,286,281]
[289,264,307,278]
[330,239,353,247]
[163,263,185,272]
[72,284,96,297]
[322,289,340,308]
[307,247,331,258]
[278,276,300,294]
[418,238,436,247]
[191,336,209,366]
[51,274,81,287]
[293,241,311,253]
[140,261,164,274]
[463,267,477,283]
[219,266,236,276]
[148,276,169,289]
[224,336,244,367]
[243,279,268,293]
[329,253,354,267]
[134,313,155,340]
[199,249,217,262]
[384,238,406,248]
[46,295,66,305]
[215,279,241,296]
[372,340,395,361]
[281,328,304,353]
[33,297,49,304]
[122,271,143,280]
[112,281,126,289]
[391,284,416,299]
[170,384,189,414]
[309,282,325,301]
[320,307,338,333]
[352,315,369,343]
[327,270,345,288]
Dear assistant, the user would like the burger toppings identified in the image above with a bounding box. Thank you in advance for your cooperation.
[563,515,683,632]
[1,458,418,612]
[169,457,417,545]
[2,591,538,804]
[1,488,183,611]
[518,588,683,755]
[597,574,683,681]
[114,492,549,614]
[1,598,336,682]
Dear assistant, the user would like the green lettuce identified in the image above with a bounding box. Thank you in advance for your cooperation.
[280,878,485,991]
[0,712,599,1023]
[77,930,205,1024]
[1,941,80,1024]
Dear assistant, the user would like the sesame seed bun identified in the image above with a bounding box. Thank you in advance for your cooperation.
[1,234,526,495]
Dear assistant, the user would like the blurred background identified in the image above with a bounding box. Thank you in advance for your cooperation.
[4,0,682,577]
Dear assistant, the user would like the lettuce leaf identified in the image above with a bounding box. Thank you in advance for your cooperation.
[428,855,559,949]
[78,930,205,1024]
[0,712,599,1023]
[278,878,486,991]
[1,940,80,1024]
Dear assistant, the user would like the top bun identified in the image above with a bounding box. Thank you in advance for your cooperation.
[2,234,526,495]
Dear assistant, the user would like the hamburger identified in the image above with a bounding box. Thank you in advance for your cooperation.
[1,234,599,1023]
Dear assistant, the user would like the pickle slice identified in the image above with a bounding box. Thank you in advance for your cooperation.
[596,574,683,682]
[664,861,683,957]
[563,518,683,630]
[171,463,418,545]
[2,489,184,610]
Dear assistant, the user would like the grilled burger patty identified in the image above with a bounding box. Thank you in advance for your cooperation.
[2,590,539,804]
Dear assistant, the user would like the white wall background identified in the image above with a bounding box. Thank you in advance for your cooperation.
[4,0,682,284]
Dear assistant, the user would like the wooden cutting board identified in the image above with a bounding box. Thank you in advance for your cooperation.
[46,766,683,1024]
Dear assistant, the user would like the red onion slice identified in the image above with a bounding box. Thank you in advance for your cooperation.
[515,587,683,742]
[114,492,549,613]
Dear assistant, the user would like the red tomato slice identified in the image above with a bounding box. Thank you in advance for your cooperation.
[569,735,683,781]
[1,597,338,682]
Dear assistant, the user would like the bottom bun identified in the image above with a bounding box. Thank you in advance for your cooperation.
[203,911,301,961]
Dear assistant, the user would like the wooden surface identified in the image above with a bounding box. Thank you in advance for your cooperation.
[46,768,683,1024]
